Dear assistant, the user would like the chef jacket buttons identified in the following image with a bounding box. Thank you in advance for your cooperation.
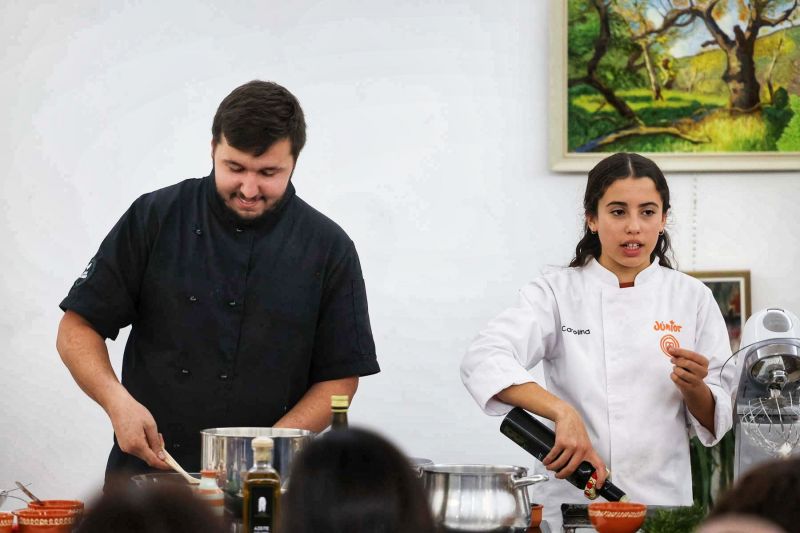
[180,368,191,376]
[219,373,229,380]
[194,228,203,236]
[235,227,243,233]
[188,295,197,302]
[228,300,236,307]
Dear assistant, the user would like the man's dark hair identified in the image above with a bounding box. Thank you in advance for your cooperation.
[211,80,306,159]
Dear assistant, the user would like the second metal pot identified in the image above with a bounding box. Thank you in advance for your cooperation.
[419,464,547,531]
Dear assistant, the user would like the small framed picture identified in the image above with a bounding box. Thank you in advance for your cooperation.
[687,271,752,353]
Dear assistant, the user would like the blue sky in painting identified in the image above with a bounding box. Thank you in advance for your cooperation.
[642,0,795,57]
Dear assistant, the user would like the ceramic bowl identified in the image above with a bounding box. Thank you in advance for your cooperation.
[0,511,13,533]
[588,501,647,533]
[28,500,84,515]
[14,508,76,533]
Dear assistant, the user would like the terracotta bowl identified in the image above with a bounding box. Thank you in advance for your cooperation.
[14,508,76,533]
[0,511,13,533]
[529,503,543,528]
[28,500,84,515]
[588,502,647,533]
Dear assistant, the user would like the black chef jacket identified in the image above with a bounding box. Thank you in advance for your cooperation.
[60,172,380,478]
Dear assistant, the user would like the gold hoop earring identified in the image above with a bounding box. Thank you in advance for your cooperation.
[590,230,597,235]
[658,230,664,236]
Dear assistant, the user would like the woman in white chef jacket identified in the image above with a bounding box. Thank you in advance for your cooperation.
[461,152,735,527]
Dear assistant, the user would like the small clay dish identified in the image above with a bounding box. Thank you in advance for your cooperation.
[588,501,647,533]
[14,508,77,533]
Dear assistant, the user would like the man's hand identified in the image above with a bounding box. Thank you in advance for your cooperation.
[544,405,608,488]
[106,393,168,469]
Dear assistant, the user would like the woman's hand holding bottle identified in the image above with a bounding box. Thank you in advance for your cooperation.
[546,404,608,488]
[496,382,608,488]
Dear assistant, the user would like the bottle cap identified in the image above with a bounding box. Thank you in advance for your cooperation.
[331,395,350,408]
[251,436,274,451]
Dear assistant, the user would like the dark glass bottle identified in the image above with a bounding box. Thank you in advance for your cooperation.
[331,395,349,430]
[500,407,628,502]
[242,436,281,532]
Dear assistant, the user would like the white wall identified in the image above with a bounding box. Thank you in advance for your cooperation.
[1,0,798,505]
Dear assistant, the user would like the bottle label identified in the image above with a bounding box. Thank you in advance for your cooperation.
[583,470,599,500]
[247,486,275,532]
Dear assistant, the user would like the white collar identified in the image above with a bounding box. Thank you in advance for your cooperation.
[584,257,661,287]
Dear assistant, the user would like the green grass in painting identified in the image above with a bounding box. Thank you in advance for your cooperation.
[776,95,800,151]
[568,87,794,153]
[572,89,727,114]
[596,110,772,153]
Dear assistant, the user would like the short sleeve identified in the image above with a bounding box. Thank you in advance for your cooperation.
[308,241,380,383]
[687,286,736,445]
[59,198,152,340]
[460,278,560,415]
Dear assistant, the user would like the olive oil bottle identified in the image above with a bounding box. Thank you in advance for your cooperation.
[331,394,349,430]
[242,436,281,532]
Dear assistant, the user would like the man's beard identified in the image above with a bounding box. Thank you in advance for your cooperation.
[219,191,285,226]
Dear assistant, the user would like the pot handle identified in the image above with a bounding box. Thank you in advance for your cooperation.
[510,474,548,489]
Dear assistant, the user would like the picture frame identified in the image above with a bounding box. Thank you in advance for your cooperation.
[686,270,752,353]
[549,0,800,173]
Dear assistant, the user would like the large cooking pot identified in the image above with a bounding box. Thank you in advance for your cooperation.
[200,427,314,494]
[419,464,547,531]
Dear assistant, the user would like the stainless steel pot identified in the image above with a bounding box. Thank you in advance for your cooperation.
[419,464,547,531]
[200,427,314,495]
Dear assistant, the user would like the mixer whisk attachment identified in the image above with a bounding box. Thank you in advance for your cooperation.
[741,390,800,458]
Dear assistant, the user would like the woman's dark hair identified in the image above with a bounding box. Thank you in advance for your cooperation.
[281,427,438,533]
[569,152,675,269]
[706,457,800,533]
[212,80,306,160]
[77,484,223,533]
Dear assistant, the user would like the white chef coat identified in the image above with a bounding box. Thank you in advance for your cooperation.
[461,259,735,529]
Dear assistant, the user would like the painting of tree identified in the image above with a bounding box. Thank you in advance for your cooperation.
[552,0,800,171]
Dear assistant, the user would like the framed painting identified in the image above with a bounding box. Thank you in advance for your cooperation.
[549,0,800,172]
[687,270,752,353]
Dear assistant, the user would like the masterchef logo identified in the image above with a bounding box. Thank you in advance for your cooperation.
[660,334,680,357]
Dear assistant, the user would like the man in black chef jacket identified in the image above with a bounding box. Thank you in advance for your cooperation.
[56,80,380,481]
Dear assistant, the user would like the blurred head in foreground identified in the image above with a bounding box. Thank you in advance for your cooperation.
[702,457,800,533]
[281,427,437,533]
[77,483,223,533]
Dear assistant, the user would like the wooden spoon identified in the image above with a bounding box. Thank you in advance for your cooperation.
[161,449,200,485]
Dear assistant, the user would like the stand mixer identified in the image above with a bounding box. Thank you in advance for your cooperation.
[729,308,800,479]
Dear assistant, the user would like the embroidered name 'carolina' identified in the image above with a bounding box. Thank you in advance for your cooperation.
[562,326,591,335]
